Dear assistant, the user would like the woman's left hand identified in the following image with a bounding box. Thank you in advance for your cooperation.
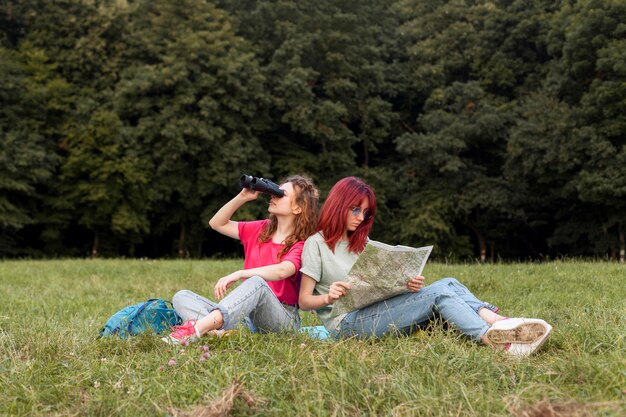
[407,276,425,292]
[214,271,243,300]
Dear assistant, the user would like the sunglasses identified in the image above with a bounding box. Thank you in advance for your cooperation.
[350,206,372,220]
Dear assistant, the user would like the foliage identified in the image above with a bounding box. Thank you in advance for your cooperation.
[0,44,70,254]
[0,0,624,259]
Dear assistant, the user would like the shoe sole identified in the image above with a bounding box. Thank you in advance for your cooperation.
[487,321,551,345]
[530,323,552,351]
[161,335,199,345]
[506,323,553,356]
[161,336,178,345]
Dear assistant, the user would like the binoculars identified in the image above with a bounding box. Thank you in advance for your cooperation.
[239,175,285,198]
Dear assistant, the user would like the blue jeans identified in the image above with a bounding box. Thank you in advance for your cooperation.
[172,276,300,333]
[338,278,491,341]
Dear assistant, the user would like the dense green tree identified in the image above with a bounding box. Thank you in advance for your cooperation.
[216,0,408,248]
[396,82,517,258]
[110,0,270,256]
[55,110,151,256]
[546,0,626,260]
[573,6,626,261]
[0,0,624,259]
[222,0,401,186]
[393,0,556,258]
[505,92,583,257]
[0,44,71,255]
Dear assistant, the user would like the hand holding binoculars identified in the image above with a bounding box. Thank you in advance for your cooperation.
[239,175,285,198]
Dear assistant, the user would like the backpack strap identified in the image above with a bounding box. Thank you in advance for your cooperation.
[124,299,177,335]
[125,299,159,335]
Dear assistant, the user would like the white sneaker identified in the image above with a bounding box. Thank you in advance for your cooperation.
[503,343,535,356]
[486,318,552,356]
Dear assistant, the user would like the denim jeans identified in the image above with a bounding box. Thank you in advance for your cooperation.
[338,278,491,341]
[430,277,492,314]
[172,276,300,333]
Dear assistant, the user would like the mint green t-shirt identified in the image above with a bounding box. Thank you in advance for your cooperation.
[300,232,359,332]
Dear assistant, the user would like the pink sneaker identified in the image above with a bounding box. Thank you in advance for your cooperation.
[162,320,200,345]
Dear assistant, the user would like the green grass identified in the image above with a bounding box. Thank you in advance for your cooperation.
[1,260,624,416]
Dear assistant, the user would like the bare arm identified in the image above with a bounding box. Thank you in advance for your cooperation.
[298,274,350,311]
[208,188,259,239]
[213,261,297,299]
[238,261,296,282]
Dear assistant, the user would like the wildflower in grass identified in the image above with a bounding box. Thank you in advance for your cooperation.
[203,352,210,359]
[200,345,209,352]
[159,365,165,372]
[167,359,177,367]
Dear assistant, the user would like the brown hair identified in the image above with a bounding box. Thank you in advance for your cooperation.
[257,175,319,260]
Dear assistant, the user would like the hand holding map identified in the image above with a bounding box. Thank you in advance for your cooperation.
[330,241,433,317]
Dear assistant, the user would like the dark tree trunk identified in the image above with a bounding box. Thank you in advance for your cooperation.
[467,221,487,262]
[91,232,99,258]
[619,227,625,264]
[363,139,369,167]
[178,223,187,258]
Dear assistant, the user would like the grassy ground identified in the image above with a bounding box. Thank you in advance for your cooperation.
[0,260,624,416]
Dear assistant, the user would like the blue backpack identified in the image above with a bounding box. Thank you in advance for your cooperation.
[99,299,182,339]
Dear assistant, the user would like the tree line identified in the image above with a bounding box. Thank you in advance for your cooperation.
[1,0,624,261]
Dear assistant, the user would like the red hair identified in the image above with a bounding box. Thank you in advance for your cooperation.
[318,177,376,253]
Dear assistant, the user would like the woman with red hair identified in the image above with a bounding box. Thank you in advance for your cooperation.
[299,177,552,356]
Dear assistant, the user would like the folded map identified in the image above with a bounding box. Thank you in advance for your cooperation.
[330,241,433,317]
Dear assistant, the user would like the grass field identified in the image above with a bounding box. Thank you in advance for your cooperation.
[0,260,624,416]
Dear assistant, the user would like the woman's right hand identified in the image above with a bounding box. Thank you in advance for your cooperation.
[214,271,243,300]
[238,187,260,202]
[407,275,425,292]
[324,281,351,305]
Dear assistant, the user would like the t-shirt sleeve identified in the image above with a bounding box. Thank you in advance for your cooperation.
[281,240,304,275]
[300,236,322,282]
[238,220,267,248]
